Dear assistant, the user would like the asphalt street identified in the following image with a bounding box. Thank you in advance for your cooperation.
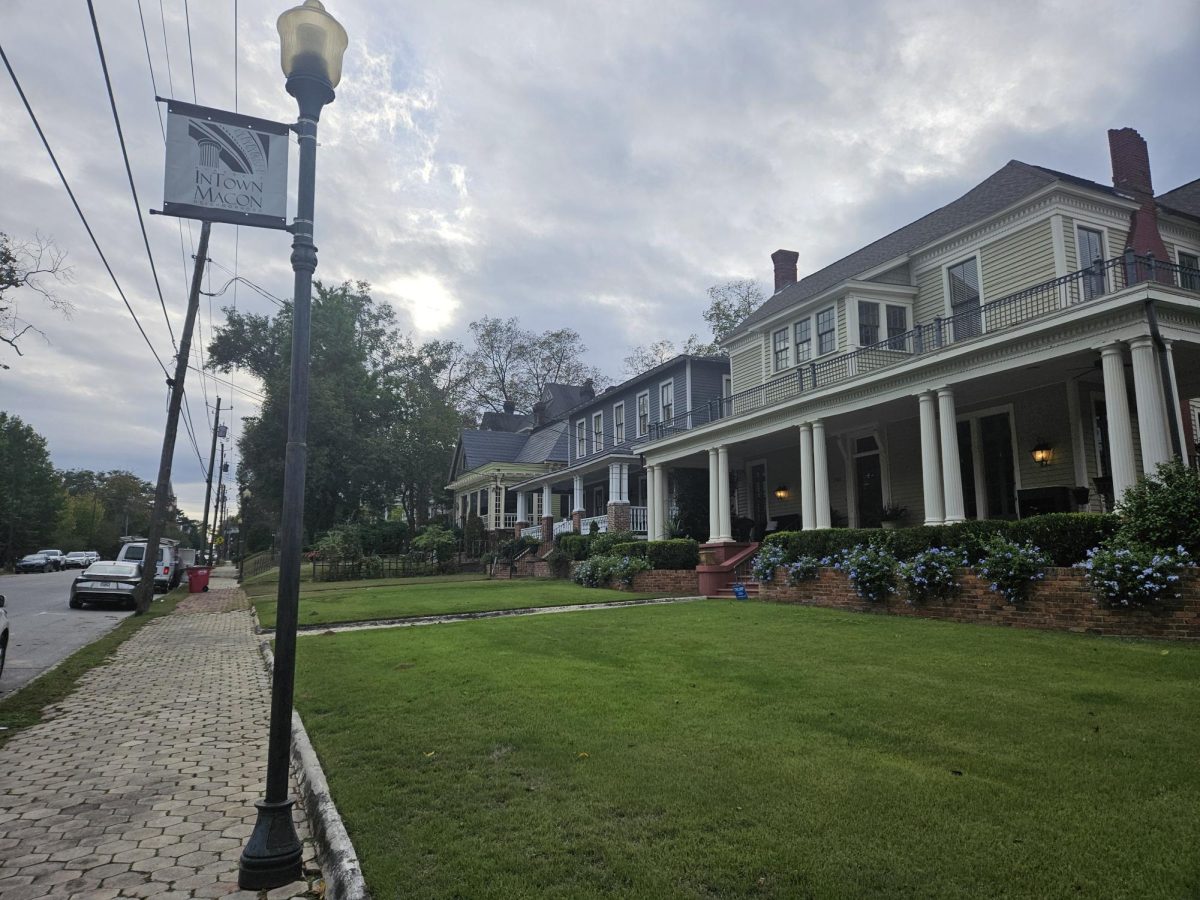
[0,568,132,696]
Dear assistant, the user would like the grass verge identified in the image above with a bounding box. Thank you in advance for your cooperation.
[0,589,185,749]
[254,577,672,628]
[296,601,1200,898]
[242,570,484,600]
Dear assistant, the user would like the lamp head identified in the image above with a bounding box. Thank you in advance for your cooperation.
[1031,442,1053,467]
[277,1,348,91]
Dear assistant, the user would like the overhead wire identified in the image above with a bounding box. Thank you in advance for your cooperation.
[0,41,170,377]
[183,0,198,102]
[88,0,178,352]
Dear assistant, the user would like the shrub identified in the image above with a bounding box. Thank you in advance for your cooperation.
[588,530,639,557]
[557,533,590,561]
[544,548,572,579]
[572,554,650,588]
[1115,460,1200,555]
[312,525,364,563]
[413,525,457,572]
[495,535,540,564]
[1077,541,1192,609]
[832,544,897,603]
[751,543,786,582]
[897,547,964,604]
[609,539,699,570]
[1008,513,1118,566]
[783,555,821,584]
[975,536,1052,604]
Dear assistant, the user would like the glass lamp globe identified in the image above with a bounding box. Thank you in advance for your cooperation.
[277,0,348,87]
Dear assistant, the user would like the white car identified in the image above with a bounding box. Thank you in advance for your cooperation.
[117,540,182,592]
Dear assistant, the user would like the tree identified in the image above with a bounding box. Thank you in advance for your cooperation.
[463,316,606,414]
[622,339,677,377]
[0,413,63,565]
[0,232,73,367]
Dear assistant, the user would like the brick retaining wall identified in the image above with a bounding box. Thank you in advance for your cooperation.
[757,567,1200,641]
[620,569,699,594]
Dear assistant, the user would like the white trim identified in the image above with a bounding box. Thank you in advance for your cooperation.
[685,358,693,429]
[635,390,650,438]
[1075,222,1108,271]
[747,457,770,524]
[574,418,586,461]
[591,411,604,454]
[1050,214,1068,279]
[722,374,732,397]
[613,400,626,445]
[846,428,889,528]
[815,304,837,356]
[848,296,913,349]
[771,325,791,373]
[942,254,982,319]
[1066,379,1089,489]
[953,402,1023,514]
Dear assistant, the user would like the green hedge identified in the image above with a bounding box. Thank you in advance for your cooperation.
[556,533,590,561]
[610,539,700,570]
[761,514,1117,568]
[588,530,639,556]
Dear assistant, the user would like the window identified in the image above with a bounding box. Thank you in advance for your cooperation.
[947,257,981,338]
[794,319,811,362]
[636,391,650,437]
[722,375,732,397]
[858,301,879,345]
[886,304,907,339]
[1078,227,1105,300]
[613,402,625,444]
[772,328,790,371]
[816,306,836,355]
[1179,251,1200,292]
[592,412,603,453]
[575,419,586,458]
[660,380,674,422]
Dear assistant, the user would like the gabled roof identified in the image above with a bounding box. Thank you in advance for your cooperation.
[727,160,1068,340]
[543,383,586,419]
[1157,178,1200,222]
[479,410,532,432]
[457,431,529,470]
[557,354,729,421]
[515,421,568,464]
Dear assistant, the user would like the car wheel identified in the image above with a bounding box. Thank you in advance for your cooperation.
[43,564,50,573]
[69,597,82,609]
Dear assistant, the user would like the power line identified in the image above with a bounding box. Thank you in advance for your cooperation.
[187,365,265,402]
[135,0,167,141]
[87,0,178,351]
[157,0,176,98]
[0,41,169,377]
[183,0,198,102]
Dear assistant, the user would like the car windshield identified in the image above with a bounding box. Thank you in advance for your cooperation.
[22,554,45,561]
[67,552,88,559]
[84,563,139,577]
[37,550,59,555]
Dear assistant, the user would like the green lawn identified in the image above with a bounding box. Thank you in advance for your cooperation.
[295,601,1200,899]
[242,570,485,600]
[254,576,674,628]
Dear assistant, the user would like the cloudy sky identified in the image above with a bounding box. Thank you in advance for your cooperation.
[2,0,1198,519]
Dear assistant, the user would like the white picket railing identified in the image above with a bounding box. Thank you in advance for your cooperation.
[581,515,608,534]
[630,506,648,533]
[520,524,541,539]
[553,518,574,536]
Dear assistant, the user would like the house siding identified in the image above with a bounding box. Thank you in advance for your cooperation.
[914,264,945,323]
[980,218,1056,300]
[731,345,763,395]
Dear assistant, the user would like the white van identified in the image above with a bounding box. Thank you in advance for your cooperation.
[117,538,183,592]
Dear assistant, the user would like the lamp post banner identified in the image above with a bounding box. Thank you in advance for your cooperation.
[162,99,290,230]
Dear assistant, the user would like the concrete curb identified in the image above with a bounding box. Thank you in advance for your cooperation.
[259,641,369,900]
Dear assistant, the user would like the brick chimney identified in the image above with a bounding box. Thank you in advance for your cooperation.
[1108,127,1169,266]
[502,399,516,414]
[580,378,595,402]
[532,400,547,427]
[772,249,799,293]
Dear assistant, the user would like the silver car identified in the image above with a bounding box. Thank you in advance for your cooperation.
[70,562,142,610]
[0,595,8,680]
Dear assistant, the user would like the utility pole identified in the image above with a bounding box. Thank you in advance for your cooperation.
[133,220,211,614]
[199,396,221,564]
[210,444,226,563]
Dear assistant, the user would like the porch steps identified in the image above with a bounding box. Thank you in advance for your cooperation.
[713,580,761,599]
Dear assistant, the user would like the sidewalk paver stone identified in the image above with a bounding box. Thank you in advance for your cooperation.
[0,572,322,898]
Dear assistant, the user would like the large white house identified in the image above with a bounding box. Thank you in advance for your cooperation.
[638,128,1200,557]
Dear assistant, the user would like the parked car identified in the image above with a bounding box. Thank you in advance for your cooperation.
[86,551,102,565]
[117,539,182,591]
[16,553,52,573]
[0,595,8,679]
[36,549,65,571]
[63,551,92,569]
[70,562,141,610]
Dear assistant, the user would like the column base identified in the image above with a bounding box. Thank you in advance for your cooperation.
[541,516,553,544]
[571,510,583,533]
[515,521,528,539]
[607,501,631,532]
[238,799,302,890]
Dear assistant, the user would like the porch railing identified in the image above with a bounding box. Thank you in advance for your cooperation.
[630,506,648,534]
[644,251,1200,442]
[553,518,573,536]
[581,514,608,534]
[520,524,541,539]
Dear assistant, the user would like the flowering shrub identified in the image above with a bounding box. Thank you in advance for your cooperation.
[976,536,1052,604]
[572,554,651,588]
[897,547,963,604]
[832,544,897,603]
[784,556,821,585]
[1076,542,1192,609]
[750,544,787,582]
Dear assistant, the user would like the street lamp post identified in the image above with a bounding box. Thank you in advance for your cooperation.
[238,1,347,890]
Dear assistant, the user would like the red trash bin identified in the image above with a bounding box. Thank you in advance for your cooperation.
[187,566,212,593]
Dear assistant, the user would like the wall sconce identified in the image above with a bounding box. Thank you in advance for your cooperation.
[1031,442,1053,467]
[774,484,790,500]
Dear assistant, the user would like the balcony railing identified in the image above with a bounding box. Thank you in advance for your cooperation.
[645,251,1199,442]
[630,505,648,534]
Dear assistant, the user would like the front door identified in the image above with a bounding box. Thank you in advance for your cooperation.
[854,437,884,528]
[750,463,768,539]
[956,412,1018,519]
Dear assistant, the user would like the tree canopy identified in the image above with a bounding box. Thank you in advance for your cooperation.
[0,232,73,368]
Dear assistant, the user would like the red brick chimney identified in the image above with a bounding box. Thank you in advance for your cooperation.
[772,249,799,293]
[1108,128,1169,266]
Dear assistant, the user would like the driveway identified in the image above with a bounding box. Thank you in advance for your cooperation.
[0,569,132,696]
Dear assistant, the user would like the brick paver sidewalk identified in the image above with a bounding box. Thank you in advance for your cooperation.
[0,571,322,899]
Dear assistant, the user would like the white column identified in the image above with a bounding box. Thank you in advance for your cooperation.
[541,484,553,520]
[707,448,721,543]
[938,387,965,523]
[812,420,831,529]
[969,419,987,519]
[646,466,658,540]
[654,465,669,540]
[919,391,944,525]
[620,463,630,502]
[516,491,527,523]
[799,423,816,531]
[572,475,585,513]
[1164,341,1189,466]
[1100,343,1138,499]
[1129,335,1172,474]
[717,446,733,542]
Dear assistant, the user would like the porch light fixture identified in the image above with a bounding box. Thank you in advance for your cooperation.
[774,484,790,500]
[1031,442,1053,467]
